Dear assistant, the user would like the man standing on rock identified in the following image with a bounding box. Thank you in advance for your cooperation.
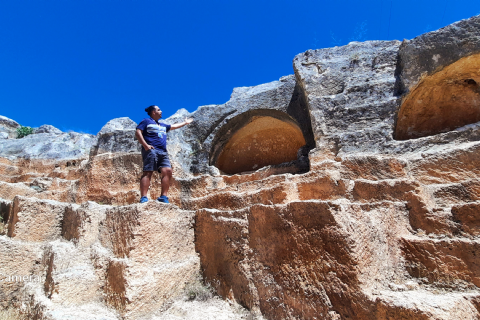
[136,105,193,203]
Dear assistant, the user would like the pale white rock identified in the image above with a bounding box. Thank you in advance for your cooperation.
[34,124,62,134]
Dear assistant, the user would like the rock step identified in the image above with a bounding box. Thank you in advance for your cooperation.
[351,178,419,202]
[452,202,480,236]
[0,172,44,184]
[0,181,39,201]
[404,191,459,236]
[373,289,480,319]
[405,188,480,236]
[222,172,292,194]
[425,179,480,206]
[181,172,352,211]
[180,184,291,211]
[350,179,480,237]
[2,196,200,320]
[224,169,344,195]
[401,235,480,290]
[6,196,74,242]
[0,173,19,183]
[296,172,347,201]
[339,155,408,181]
[177,169,337,196]
[176,172,292,198]
[407,142,480,185]
[97,202,199,319]
[0,162,20,176]
[39,241,105,306]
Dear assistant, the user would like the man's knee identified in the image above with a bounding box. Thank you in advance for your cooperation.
[161,167,172,177]
[142,171,153,178]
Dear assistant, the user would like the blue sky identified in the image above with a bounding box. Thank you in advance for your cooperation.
[0,0,478,134]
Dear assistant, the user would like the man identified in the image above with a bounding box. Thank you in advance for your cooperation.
[136,105,193,203]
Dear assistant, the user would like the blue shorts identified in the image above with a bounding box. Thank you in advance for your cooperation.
[141,148,171,172]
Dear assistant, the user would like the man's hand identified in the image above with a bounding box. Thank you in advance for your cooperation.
[170,117,194,130]
[136,129,155,151]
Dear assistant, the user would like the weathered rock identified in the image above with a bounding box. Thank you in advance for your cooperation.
[396,15,480,95]
[160,108,196,178]
[0,195,211,319]
[75,153,144,205]
[0,131,97,160]
[395,53,480,140]
[92,117,141,155]
[0,115,20,139]
[451,202,480,236]
[98,117,138,135]
[164,75,315,176]
[196,200,461,319]
[293,40,402,159]
[7,196,73,241]
[34,124,63,134]
[98,202,199,319]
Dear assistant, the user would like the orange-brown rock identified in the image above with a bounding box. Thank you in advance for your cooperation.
[216,116,306,174]
[395,53,480,140]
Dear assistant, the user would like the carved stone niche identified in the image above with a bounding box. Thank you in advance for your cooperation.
[395,53,480,140]
[211,110,308,175]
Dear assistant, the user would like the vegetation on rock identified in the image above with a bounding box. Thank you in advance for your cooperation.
[184,273,214,301]
[16,126,34,138]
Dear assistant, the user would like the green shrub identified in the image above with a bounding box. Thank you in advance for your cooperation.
[184,274,213,301]
[16,126,34,139]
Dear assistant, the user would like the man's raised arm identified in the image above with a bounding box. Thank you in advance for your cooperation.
[170,118,193,130]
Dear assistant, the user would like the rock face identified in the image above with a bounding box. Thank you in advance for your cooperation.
[92,117,140,155]
[0,132,97,160]
[0,115,20,139]
[34,125,62,135]
[1,15,480,320]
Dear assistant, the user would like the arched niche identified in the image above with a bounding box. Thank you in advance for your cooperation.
[395,53,480,140]
[211,111,307,175]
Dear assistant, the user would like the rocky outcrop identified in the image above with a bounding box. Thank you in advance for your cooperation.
[34,125,62,135]
[394,15,480,140]
[396,15,480,95]
[92,117,140,156]
[1,14,480,320]
[0,115,20,139]
[0,132,97,160]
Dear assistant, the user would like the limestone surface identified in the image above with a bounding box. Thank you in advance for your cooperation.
[0,132,97,160]
[0,115,20,139]
[1,14,480,320]
[93,117,140,155]
[34,125,63,135]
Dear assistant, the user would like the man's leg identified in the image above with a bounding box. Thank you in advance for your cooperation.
[140,171,153,197]
[160,167,173,196]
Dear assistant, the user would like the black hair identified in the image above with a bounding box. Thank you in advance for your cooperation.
[145,105,158,116]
